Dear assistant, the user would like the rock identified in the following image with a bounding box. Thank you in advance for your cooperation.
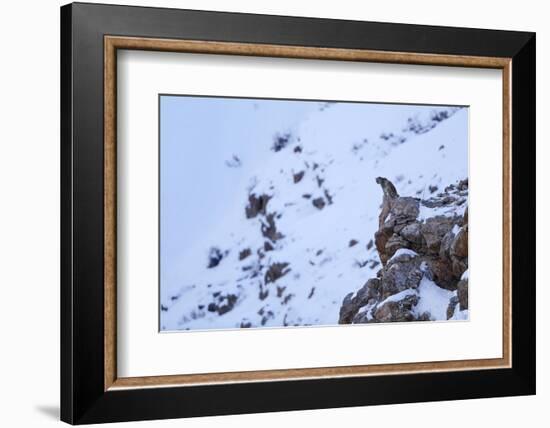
[400,222,424,244]
[387,249,418,265]
[447,295,459,319]
[374,230,391,265]
[450,227,468,258]
[373,294,419,322]
[264,262,290,284]
[207,294,238,315]
[239,248,251,260]
[349,239,359,247]
[264,241,274,252]
[261,213,284,241]
[387,197,420,228]
[339,292,356,324]
[451,257,468,279]
[364,278,382,301]
[338,278,380,324]
[457,279,468,310]
[217,294,238,315]
[293,171,305,183]
[380,257,423,299]
[312,197,326,210]
[439,230,455,258]
[426,257,457,290]
[207,247,224,268]
[457,178,468,191]
[245,193,271,219]
[282,294,294,305]
[420,216,458,254]
[324,189,333,205]
[272,132,291,152]
[384,234,410,259]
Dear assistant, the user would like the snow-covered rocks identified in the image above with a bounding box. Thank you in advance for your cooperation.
[339,177,469,324]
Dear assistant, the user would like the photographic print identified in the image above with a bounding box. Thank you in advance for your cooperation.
[159,95,469,332]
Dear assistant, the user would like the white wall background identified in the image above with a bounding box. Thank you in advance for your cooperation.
[0,0,545,427]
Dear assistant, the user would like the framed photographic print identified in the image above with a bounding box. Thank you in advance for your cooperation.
[60,2,536,424]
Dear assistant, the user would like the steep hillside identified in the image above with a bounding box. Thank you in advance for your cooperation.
[160,100,468,331]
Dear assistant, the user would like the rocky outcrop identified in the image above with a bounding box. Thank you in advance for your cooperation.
[339,178,469,324]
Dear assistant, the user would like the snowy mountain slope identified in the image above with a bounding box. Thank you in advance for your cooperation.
[160,99,468,331]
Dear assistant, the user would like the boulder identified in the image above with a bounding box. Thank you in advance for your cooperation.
[293,171,305,183]
[312,197,326,210]
[380,256,423,299]
[384,234,410,259]
[450,227,468,258]
[400,221,424,244]
[245,193,271,218]
[373,293,419,322]
[264,262,290,284]
[238,248,251,260]
[420,216,458,254]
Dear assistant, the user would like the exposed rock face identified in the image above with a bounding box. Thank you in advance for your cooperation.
[339,178,469,324]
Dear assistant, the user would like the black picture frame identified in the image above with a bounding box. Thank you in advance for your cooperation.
[61,2,535,424]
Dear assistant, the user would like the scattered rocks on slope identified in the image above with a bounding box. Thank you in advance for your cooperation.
[207,293,238,315]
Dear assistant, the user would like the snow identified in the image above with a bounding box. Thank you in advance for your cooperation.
[450,308,469,321]
[159,97,468,331]
[414,277,455,321]
[461,269,469,280]
[452,224,461,235]
[418,201,466,222]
